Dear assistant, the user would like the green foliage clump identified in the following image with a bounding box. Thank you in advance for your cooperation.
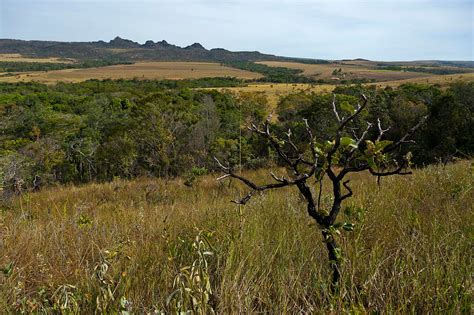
[278,82,473,164]
[0,79,267,194]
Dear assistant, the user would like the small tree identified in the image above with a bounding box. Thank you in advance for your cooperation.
[215,94,428,288]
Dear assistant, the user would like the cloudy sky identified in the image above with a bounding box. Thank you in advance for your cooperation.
[0,0,472,60]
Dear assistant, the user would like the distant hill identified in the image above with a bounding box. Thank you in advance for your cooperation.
[0,36,291,62]
[2,37,471,68]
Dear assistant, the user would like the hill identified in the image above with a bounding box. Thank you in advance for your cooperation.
[0,36,284,62]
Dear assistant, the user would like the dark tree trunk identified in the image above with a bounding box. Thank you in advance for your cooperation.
[322,230,341,290]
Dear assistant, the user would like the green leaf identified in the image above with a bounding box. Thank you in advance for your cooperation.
[340,137,357,148]
[1,262,13,277]
[314,146,324,155]
[342,223,355,231]
[367,156,376,169]
[364,140,375,155]
[333,222,343,229]
[375,140,393,151]
[328,226,341,235]
[333,247,343,261]
[340,101,355,114]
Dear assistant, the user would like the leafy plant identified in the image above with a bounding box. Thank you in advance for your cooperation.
[77,214,92,228]
[167,231,215,314]
[0,262,13,277]
[93,243,131,313]
[51,284,80,313]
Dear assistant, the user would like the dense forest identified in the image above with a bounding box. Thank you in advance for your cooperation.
[0,79,472,197]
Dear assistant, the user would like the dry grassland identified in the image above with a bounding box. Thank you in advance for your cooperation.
[0,161,471,313]
[0,62,263,83]
[0,53,75,63]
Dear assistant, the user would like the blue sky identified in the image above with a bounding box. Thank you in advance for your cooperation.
[0,0,472,60]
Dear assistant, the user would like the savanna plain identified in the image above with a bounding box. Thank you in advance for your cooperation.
[0,49,473,313]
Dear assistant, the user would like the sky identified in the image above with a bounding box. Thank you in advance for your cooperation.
[0,0,472,61]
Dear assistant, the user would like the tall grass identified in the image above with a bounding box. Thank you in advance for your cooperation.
[0,161,472,313]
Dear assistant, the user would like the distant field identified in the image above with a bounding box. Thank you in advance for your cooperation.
[206,73,473,109]
[257,61,433,81]
[1,59,471,88]
[0,53,75,63]
[0,61,263,83]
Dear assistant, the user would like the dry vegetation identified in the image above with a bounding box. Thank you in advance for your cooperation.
[0,161,472,313]
[0,62,263,84]
[0,53,75,64]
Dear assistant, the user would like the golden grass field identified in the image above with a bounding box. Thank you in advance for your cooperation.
[0,61,263,83]
[0,161,472,313]
[0,53,75,63]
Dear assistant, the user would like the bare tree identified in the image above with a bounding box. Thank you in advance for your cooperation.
[215,94,428,288]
